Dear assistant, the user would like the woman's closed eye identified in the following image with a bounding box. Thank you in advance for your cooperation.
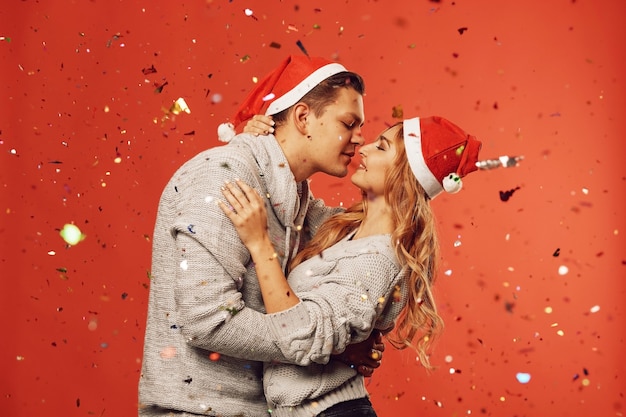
[375,137,390,151]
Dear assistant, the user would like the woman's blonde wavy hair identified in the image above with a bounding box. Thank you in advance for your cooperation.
[291,122,443,368]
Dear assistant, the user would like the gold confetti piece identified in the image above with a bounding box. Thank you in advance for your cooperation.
[169,97,191,115]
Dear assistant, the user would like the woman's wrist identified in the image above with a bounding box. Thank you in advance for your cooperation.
[248,238,278,263]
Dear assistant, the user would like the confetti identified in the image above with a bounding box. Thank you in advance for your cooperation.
[154,81,168,94]
[208,352,221,361]
[105,33,122,48]
[160,346,177,359]
[269,42,281,49]
[516,372,531,383]
[244,8,258,20]
[141,65,157,75]
[499,186,521,202]
[169,97,191,115]
[392,285,402,302]
[296,40,309,57]
[59,223,85,246]
[391,105,403,119]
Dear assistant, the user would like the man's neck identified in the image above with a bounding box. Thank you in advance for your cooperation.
[274,128,313,182]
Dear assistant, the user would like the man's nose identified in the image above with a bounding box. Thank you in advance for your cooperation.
[352,126,365,146]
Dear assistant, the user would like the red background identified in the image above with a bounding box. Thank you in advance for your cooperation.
[2,1,625,416]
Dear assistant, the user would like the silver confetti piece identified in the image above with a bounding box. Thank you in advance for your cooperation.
[475,155,524,170]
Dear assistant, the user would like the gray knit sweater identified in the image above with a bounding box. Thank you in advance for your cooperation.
[263,233,407,417]
[138,134,340,416]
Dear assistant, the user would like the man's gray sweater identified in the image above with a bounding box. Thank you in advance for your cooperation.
[138,134,338,416]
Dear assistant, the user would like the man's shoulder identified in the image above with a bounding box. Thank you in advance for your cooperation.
[178,135,265,171]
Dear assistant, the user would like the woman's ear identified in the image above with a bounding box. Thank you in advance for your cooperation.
[292,102,310,135]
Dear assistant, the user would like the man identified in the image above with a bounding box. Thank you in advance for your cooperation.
[139,55,379,416]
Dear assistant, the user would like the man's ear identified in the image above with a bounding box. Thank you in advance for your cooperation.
[292,102,311,135]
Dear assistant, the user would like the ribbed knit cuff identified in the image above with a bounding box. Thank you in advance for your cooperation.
[269,376,369,417]
[266,301,310,339]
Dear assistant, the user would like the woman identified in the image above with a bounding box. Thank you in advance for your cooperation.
[219,116,482,416]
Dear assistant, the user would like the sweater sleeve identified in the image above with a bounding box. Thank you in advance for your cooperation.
[163,149,291,363]
[264,243,402,366]
[173,233,290,362]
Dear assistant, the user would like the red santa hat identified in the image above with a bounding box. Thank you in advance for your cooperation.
[217,55,348,142]
[404,116,482,199]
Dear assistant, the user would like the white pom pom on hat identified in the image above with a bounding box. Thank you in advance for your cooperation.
[217,55,348,142]
[217,122,236,142]
[442,173,463,194]
[403,116,482,199]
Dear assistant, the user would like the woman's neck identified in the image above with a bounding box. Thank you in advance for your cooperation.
[353,198,394,239]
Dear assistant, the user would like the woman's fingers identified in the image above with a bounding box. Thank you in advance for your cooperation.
[224,181,248,203]
[243,115,275,136]
[220,184,242,214]
[220,180,264,217]
[217,199,236,219]
[357,365,374,378]
[235,180,263,205]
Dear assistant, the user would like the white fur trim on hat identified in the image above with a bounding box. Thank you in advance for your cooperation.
[403,117,444,199]
[265,62,347,116]
[217,122,236,142]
